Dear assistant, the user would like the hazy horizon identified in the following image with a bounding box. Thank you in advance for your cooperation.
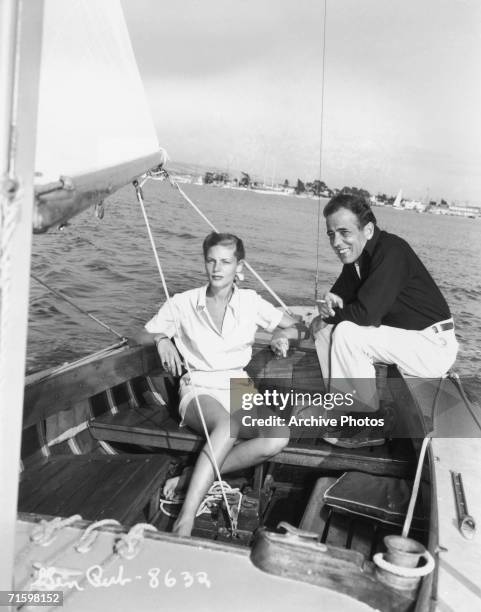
[122,0,481,205]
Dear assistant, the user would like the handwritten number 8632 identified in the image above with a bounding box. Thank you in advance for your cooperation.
[147,569,211,589]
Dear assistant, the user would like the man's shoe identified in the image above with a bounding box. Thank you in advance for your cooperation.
[321,405,395,448]
[322,429,385,449]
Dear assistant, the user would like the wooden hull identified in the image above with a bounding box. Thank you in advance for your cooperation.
[15,333,481,611]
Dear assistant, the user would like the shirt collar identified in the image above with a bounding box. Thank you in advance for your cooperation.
[196,283,240,314]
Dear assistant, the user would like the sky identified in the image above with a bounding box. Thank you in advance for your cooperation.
[122,0,481,204]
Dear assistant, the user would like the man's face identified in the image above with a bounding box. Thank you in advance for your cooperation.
[326,208,373,264]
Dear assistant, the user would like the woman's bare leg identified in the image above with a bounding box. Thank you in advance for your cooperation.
[171,396,288,536]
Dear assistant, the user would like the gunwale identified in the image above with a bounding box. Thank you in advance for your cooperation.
[15,331,447,611]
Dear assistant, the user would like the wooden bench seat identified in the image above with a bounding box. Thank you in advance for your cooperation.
[18,454,171,525]
[90,404,203,452]
[299,476,405,559]
[90,404,414,478]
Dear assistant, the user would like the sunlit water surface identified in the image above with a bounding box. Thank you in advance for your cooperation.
[28,183,481,397]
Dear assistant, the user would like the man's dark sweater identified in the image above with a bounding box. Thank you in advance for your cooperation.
[327,226,451,330]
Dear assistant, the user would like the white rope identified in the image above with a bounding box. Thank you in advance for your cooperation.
[159,496,184,518]
[28,341,126,383]
[402,436,431,538]
[196,480,242,525]
[29,514,82,547]
[170,178,294,316]
[134,181,236,535]
[75,519,121,553]
[25,520,159,604]
[373,549,435,577]
[159,480,243,528]
[115,522,158,560]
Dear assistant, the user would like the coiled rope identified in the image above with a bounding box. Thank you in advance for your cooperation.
[159,480,242,522]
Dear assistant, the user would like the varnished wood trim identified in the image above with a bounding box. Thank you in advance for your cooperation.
[23,344,163,428]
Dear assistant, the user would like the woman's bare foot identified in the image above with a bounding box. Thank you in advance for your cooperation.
[171,513,195,537]
[162,466,193,500]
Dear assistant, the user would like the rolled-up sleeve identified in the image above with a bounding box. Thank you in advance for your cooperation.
[144,297,179,337]
[255,294,283,332]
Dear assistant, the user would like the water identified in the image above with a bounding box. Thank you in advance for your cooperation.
[28,182,481,396]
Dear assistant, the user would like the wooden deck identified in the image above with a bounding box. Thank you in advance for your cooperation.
[18,454,171,525]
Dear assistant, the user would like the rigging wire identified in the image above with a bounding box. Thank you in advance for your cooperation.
[171,180,294,315]
[139,168,294,316]
[30,273,125,340]
[133,179,237,536]
[314,0,328,302]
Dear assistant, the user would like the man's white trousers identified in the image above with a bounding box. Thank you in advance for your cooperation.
[314,321,458,412]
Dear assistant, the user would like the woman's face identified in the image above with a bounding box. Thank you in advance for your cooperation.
[205,244,244,291]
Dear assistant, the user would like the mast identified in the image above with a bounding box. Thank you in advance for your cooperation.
[0,0,44,590]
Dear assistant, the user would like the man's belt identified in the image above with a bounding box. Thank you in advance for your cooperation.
[431,319,454,334]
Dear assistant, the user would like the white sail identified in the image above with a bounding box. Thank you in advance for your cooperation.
[34,0,164,230]
[392,188,403,208]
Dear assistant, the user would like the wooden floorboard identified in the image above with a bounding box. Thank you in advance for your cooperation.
[49,460,123,517]
[18,455,171,524]
[98,457,170,522]
[19,461,73,508]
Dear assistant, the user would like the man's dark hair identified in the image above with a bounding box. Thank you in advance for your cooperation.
[323,193,377,228]
[202,232,245,260]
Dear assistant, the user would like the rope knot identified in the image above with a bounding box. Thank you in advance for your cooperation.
[115,523,157,560]
[75,519,121,554]
[30,514,82,547]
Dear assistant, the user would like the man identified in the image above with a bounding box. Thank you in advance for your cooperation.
[310,193,458,446]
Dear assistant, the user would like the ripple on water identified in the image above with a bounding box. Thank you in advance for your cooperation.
[27,183,481,387]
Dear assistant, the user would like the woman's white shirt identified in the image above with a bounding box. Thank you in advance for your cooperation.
[145,285,282,380]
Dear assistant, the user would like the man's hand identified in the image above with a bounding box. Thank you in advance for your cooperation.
[317,292,343,318]
[270,331,289,358]
[156,337,183,376]
[310,314,329,337]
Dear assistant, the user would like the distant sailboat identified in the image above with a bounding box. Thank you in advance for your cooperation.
[392,188,403,208]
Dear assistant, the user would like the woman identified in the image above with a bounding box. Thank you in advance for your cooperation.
[144,232,297,536]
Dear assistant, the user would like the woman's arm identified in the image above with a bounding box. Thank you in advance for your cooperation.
[271,312,307,357]
[127,329,183,376]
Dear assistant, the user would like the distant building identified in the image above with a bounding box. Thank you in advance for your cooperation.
[428,203,481,217]
[448,204,481,218]
[403,200,428,212]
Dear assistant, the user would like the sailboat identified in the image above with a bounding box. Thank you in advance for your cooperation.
[392,189,403,209]
[2,2,481,611]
